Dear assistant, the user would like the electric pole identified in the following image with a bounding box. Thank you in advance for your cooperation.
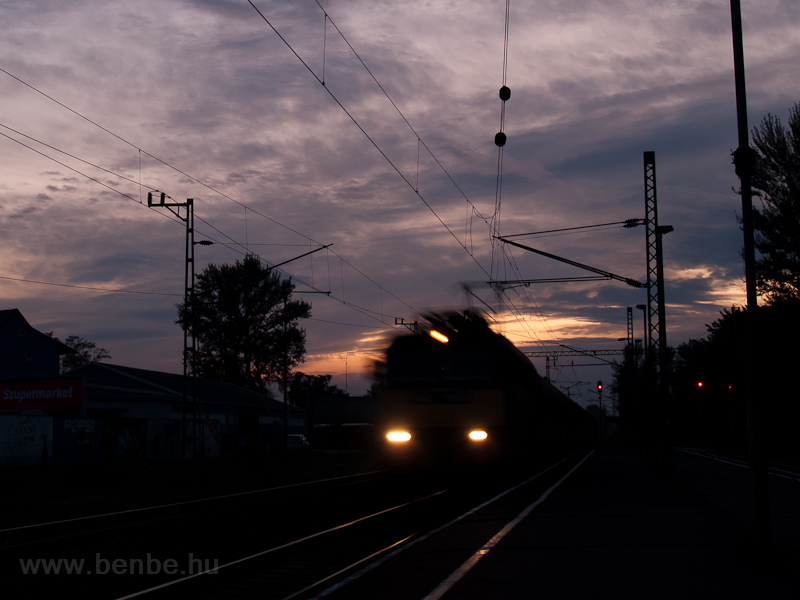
[730,0,769,547]
[148,192,198,460]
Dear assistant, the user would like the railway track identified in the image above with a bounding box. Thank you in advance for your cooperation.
[678,447,800,481]
[1,470,388,546]
[4,451,589,599]
[126,487,450,600]
[3,470,394,598]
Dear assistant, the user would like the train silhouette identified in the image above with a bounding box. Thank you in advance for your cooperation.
[376,310,595,468]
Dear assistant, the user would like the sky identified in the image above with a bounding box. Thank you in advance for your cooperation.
[1,0,798,407]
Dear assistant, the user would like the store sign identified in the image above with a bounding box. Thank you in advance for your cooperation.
[0,377,83,410]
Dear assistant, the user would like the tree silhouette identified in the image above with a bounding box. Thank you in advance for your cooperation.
[288,372,346,410]
[671,303,800,458]
[750,101,800,303]
[176,255,311,393]
[58,335,112,373]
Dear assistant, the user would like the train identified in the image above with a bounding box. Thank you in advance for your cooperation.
[376,310,596,468]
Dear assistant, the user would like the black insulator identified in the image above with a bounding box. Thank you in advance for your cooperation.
[495,132,507,147]
[499,86,511,101]
[732,145,757,178]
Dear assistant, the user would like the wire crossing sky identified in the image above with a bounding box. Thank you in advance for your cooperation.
[1,0,798,402]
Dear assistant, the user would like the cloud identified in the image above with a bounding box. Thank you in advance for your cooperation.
[1,0,798,395]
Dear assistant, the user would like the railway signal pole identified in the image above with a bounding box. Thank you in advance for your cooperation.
[148,192,198,460]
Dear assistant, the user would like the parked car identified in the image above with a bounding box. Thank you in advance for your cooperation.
[286,434,309,450]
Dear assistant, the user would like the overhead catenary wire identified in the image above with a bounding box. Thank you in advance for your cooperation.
[5,10,498,299]
[0,275,182,296]
[7,32,496,375]
[0,72,420,327]
[0,68,317,243]
[2,58,429,317]
[0,129,178,227]
[490,0,511,284]
[1,123,159,201]
[0,121,412,327]
[247,0,492,280]
[302,0,563,349]
[248,0,559,347]
[1,6,561,347]
[312,1,488,221]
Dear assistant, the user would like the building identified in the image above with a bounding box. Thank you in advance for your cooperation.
[0,308,73,379]
[0,309,304,466]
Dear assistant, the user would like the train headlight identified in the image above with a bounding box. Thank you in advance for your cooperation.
[386,431,412,443]
[468,430,488,441]
[429,330,449,343]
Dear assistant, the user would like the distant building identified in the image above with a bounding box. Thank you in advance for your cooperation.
[1,361,305,466]
[72,362,305,459]
[0,308,73,378]
[0,309,304,466]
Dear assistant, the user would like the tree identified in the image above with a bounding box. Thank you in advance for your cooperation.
[671,302,800,458]
[611,342,660,444]
[287,372,346,410]
[61,335,112,372]
[750,101,800,304]
[46,333,112,373]
[176,254,311,393]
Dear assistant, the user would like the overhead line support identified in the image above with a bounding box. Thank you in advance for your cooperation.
[495,237,644,288]
[643,152,660,353]
[148,191,198,460]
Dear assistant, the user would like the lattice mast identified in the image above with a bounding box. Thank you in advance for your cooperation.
[643,152,659,355]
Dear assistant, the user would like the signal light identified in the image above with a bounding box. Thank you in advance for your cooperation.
[597,380,603,392]
[697,381,704,388]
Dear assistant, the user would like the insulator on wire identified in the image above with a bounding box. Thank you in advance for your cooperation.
[499,86,511,101]
[495,132,507,147]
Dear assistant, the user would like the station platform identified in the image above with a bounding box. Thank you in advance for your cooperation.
[435,447,800,599]
[326,446,800,600]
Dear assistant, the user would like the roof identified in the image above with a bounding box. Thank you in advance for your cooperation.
[0,308,75,355]
[68,362,301,413]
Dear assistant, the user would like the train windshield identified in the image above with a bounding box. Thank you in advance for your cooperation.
[387,349,493,386]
